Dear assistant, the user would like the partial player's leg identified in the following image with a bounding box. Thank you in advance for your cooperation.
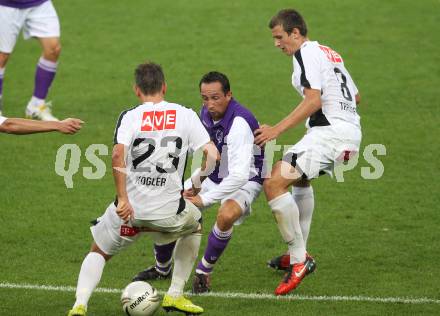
[193,199,242,293]
[264,160,306,261]
[268,178,316,271]
[25,37,60,121]
[0,53,9,114]
[146,202,204,314]
[0,5,23,114]
[24,1,60,120]
[68,243,112,316]
[162,232,204,315]
[132,241,176,281]
[264,159,314,295]
[266,128,336,294]
[68,203,137,315]
[293,178,314,248]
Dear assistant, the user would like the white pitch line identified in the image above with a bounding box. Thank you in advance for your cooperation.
[0,282,439,305]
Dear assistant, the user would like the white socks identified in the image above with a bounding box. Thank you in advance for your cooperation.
[73,252,106,308]
[28,96,45,107]
[268,192,306,264]
[167,233,202,297]
[0,67,5,108]
[293,186,314,248]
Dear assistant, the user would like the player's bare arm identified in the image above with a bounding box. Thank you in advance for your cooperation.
[355,93,361,105]
[112,143,133,221]
[0,117,83,135]
[254,88,321,146]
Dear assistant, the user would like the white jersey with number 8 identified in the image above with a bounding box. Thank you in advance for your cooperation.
[292,41,361,129]
[114,101,210,220]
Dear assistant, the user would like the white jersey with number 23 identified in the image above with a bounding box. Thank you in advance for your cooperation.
[114,101,210,220]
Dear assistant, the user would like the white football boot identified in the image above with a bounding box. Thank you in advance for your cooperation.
[25,100,59,121]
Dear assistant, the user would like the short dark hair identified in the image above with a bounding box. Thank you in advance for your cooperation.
[134,62,165,95]
[269,9,307,36]
[199,71,230,95]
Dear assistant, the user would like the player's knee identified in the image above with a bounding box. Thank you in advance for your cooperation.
[264,174,293,201]
[90,242,112,261]
[263,176,279,196]
[53,44,62,58]
[216,211,235,230]
[293,178,310,188]
[0,52,10,68]
[44,43,62,61]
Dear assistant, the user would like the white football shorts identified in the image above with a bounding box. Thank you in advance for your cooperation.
[91,200,202,256]
[184,177,262,225]
[0,0,60,53]
[283,121,362,179]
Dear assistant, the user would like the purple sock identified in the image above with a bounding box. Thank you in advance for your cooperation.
[33,57,57,100]
[196,224,232,274]
[154,241,176,273]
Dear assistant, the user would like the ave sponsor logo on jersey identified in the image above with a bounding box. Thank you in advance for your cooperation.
[141,110,176,131]
[319,45,342,63]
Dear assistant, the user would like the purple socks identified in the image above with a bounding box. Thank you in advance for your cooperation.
[153,224,233,275]
[33,57,57,100]
[154,241,176,274]
[196,224,232,274]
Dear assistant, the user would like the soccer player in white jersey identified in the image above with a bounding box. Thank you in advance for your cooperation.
[67,62,219,316]
[0,0,61,120]
[0,114,82,134]
[254,9,362,295]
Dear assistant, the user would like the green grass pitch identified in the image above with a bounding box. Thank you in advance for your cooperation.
[0,0,439,315]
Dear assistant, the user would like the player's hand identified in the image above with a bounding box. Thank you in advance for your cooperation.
[254,124,280,147]
[182,189,193,198]
[58,118,84,134]
[183,185,201,197]
[116,198,134,221]
[186,194,204,208]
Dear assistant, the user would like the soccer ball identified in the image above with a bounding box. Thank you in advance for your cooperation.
[121,281,161,316]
